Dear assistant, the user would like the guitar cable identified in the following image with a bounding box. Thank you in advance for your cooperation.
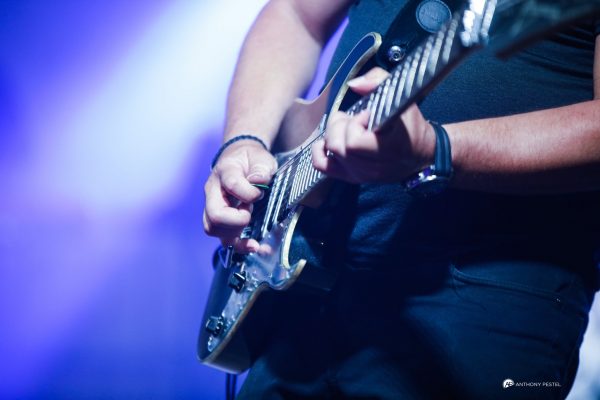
[225,373,238,400]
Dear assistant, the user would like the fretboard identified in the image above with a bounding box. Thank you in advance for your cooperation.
[258,0,497,239]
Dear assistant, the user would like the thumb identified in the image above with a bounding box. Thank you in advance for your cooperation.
[247,164,272,184]
[346,67,390,95]
[246,152,277,184]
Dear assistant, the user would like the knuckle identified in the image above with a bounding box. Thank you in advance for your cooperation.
[325,139,343,155]
[311,152,324,170]
[222,175,242,193]
[203,213,216,235]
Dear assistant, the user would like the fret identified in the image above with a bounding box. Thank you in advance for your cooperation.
[354,98,365,114]
[359,99,366,113]
[309,165,316,187]
[301,150,310,195]
[416,35,435,88]
[293,151,306,203]
[393,57,411,109]
[272,166,291,225]
[296,153,305,203]
[366,92,375,118]
[293,149,307,205]
[346,102,357,116]
[368,85,384,131]
[404,45,424,100]
[289,157,300,205]
[288,172,296,207]
[270,168,292,226]
[287,150,308,207]
[297,153,305,201]
[282,146,328,209]
[281,162,293,209]
[428,26,447,78]
[442,17,459,65]
[374,76,392,127]
[384,69,401,119]
[261,172,282,237]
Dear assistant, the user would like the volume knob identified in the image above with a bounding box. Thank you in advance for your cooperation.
[205,316,224,336]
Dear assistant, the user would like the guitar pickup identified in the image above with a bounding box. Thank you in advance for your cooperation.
[228,270,247,292]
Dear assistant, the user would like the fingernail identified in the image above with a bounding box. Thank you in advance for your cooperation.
[246,172,265,181]
[347,76,367,87]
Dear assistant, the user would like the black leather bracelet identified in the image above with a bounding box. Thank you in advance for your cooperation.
[211,135,268,169]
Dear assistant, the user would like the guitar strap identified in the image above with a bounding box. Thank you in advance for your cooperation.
[376,0,465,70]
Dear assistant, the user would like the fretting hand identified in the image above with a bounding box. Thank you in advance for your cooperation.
[311,67,436,183]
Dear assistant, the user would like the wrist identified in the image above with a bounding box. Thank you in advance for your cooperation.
[413,122,437,171]
[211,134,269,169]
[403,121,453,195]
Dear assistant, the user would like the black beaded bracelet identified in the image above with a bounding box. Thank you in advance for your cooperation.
[211,135,269,169]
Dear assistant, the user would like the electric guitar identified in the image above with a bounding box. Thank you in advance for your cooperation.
[198,0,600,373]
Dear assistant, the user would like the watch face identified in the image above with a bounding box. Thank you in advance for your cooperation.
[405,173,450,196]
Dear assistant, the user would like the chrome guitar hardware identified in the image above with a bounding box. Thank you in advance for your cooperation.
[205,316,225,337]
[387,44,407,63]
[228,271,247,292]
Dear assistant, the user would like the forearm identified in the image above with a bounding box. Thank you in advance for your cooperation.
[224,0,348,147]
[446,99,600,193]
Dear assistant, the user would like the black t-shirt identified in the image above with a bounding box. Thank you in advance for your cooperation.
[325,0,600,279]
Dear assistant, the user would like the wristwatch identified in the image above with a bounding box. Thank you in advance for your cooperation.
[403,122,453,196]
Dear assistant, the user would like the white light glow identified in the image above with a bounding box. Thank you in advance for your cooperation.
[36,0,268,218]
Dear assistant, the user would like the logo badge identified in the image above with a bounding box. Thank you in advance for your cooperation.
[416,0,452,33]
[503,379,515,389]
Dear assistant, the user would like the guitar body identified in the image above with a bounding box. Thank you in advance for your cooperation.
[197,33,382,373]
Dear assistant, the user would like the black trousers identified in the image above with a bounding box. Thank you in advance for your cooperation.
[238,258,595,399]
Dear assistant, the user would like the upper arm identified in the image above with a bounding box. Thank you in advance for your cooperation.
[279,0,355,44]
[594,35,600,99]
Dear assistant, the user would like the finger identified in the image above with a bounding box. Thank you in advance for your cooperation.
[246,152,278,185]
[203,208,248,241]
[204,177,253,236]
[229,237,260,253]
[311,138,353,182]
[324,111,352,157]
[346,67,391,95]
[219,166,263,203]
[344,110,382,158]
[311,138,331,172]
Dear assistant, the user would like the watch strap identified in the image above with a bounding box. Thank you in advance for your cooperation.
[430,121,452,178]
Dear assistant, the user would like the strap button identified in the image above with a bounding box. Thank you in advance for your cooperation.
[387,44,407,63]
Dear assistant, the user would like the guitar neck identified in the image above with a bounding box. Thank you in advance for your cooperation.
[257,0,497,238]
[348,0,496,130]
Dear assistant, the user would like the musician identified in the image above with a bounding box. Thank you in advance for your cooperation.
[203,0,600,398]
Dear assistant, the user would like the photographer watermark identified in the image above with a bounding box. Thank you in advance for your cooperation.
[503,378,561,389]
